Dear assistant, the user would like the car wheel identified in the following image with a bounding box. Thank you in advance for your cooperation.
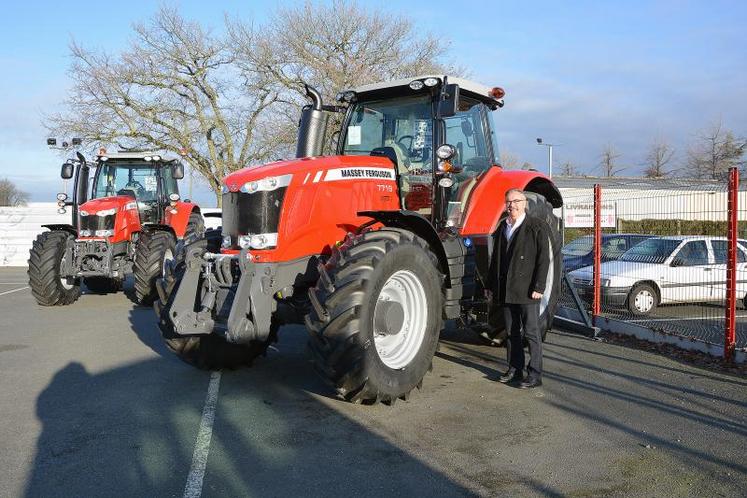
[627,283,657,316]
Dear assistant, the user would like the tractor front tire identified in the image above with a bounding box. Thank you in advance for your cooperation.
[28,231,81,306]
[155,246,277,369]
[134,230,176,305]
[306,228,444,405]
[481,191,562,346]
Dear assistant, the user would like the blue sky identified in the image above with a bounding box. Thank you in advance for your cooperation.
[1,0,745,206]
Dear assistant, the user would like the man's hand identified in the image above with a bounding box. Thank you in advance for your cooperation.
[531,291,543,300]
[484,289,493,300]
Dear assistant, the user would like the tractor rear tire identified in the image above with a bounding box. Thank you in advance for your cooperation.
[306,228,443,405]
[84,277,122,294]
[155,245,278,369]
[481,191,562,345]
[185,211,205,242]
[28,231,81,306]
[134,230,176,305]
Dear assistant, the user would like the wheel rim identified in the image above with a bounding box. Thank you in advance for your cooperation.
[59,251,73,290]
[540,238,554,316]
[162,248,174,278]
[373,269,428,370]
[634,289,655,313]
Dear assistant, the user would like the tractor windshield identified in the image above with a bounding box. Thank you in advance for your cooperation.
[92,161,178,223]
[343,95,434,215]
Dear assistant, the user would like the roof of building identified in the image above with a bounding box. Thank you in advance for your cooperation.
[552,175,730,191]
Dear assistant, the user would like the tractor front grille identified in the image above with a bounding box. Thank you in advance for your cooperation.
[221,188,287,247]
[78,213,115,236]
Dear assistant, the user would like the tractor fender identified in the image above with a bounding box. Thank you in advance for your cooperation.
[42,224,77,237]
[141,223,176,238]
[164,202,200,238]
[358,210,474,319]
[461,168,562,236]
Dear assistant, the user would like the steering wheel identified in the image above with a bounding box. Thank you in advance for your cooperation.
[125,180,145,195]
[397,135,415,156]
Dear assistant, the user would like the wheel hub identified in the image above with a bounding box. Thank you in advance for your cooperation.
[374,300,405,335]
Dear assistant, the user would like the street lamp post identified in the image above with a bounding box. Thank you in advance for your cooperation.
[536,138,558,178]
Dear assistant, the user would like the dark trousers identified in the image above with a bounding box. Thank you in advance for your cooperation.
[503,303,543,378]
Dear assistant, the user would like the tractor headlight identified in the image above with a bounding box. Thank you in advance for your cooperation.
[409,80,424,90]
[95,229,114,237]
[241,174,292,194]
[79,210,89,217]
[96,208,117,216]
[436,144,457,160]
[56,192,68,201]
[237,233,278,250]
[423,77,439,87]
[222,235,232,248]
[79,229,92,237]
[125,202,137,211]
[238,235,252,249]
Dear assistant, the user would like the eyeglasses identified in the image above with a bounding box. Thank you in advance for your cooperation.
[506,199,526,205]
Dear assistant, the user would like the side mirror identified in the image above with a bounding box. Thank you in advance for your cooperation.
[61,162,74,179]
[438,84,460,118]
[172,161,185,179]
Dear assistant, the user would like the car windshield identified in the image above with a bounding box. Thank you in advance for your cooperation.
[562,236,593,256]
[619,238,681,264]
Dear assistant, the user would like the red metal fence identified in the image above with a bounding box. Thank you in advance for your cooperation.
[559,169,745,359]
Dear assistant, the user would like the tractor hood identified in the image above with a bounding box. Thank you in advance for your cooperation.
[222,155,396,192]
[78,195,136,215]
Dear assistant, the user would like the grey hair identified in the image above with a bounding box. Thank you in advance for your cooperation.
[504,188,526,200]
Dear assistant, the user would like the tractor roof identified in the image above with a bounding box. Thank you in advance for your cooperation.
[96,151,180,162]
[348,75,503,108]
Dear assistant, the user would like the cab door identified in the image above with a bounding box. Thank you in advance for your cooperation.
[709,239,747,302]
[662,240,711,304]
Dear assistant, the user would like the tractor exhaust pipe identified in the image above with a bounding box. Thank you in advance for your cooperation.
[296,85,328,158]
[72,152,90,228]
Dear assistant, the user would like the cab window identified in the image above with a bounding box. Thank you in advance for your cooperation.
[443,99,492,226]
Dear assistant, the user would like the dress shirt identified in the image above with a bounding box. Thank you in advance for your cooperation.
[504,213,526,242]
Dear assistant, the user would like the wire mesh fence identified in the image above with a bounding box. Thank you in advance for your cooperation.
[558,175,747,349]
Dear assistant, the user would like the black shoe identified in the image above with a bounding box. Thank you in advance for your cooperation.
[519,377,542,389]
[498,368,523,384]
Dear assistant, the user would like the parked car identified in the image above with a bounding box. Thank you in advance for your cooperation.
[562,233,652,272]
[567,236,747,316]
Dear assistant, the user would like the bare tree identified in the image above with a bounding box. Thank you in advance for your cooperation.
[599,143,624,177]
[686,121,746,179]
[520,162,535,171]
[47,3,456,204]
[643,138,674,178]
[558,161,579,176]
[499,150,519,169]
[228,0,457,150]
[0,179,29,206]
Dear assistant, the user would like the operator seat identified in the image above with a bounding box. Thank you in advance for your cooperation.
[383,138,411,176]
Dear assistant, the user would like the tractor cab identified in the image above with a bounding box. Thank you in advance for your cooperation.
[336,76,504,227]
[89,152,183,225]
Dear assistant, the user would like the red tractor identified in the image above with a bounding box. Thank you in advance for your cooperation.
[28,150,204,306]
[156,76,563,404]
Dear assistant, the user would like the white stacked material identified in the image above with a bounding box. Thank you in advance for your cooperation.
[0,203,69,266]
[0,204,223,267]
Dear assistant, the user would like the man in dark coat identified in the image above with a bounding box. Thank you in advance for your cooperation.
[487,189,550,388]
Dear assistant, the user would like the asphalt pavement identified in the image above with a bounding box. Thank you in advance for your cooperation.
[1,267,745,497]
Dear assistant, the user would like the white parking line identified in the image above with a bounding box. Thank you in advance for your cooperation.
[0,286,28,297]
[629,315,747,322]
[184,371,221,498]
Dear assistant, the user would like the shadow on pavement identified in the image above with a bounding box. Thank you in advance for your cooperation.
[25,348,477,496]
[437,337,747,493]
